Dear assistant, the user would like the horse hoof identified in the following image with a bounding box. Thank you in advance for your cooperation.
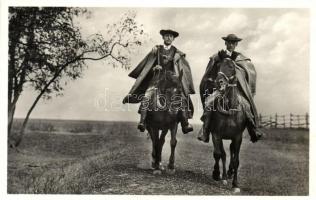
[232,187,241,193]
[222,180,228,185]
[212,173,221,181]
[153,170,162,175]
[227,171,233,179]
[159,163,165,171]
[151,162,164,170]
[213,177,221,181]
[167,168,175,174]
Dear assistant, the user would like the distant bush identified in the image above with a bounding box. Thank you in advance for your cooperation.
[27,122,55,132]
[69,123,93,133]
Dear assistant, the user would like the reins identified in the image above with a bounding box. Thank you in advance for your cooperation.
[216,63,239,115]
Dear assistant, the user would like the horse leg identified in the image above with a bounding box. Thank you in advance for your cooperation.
[220,140,228,185]
[227,142,234,179]
[149,127,160,171]
[158,129,168,170]
[232,137,242,192]
[168,124,178,171]
[211,134,221,181]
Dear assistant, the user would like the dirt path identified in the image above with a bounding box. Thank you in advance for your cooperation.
[86,134,232,195]
[89,131,308,195]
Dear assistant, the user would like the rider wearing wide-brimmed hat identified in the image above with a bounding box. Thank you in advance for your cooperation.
[198,33,262,143]
[123,29,195,134]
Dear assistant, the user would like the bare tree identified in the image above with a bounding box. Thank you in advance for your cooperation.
[8,7,146,147]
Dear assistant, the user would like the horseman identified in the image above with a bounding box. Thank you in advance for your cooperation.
[122,29,195,134]
[198,34,262,142]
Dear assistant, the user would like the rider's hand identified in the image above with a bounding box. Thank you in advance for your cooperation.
[122,96,129,104]
[153,65,162,71]
[218,49,229,60]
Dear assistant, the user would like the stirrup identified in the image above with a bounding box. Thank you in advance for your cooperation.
[197,127,210,143]
[250,130,263,143]
[182,124,193,134]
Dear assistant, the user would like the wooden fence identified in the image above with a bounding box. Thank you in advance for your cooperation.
[259,113,309,129]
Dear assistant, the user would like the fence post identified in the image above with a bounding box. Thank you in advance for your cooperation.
[283,115,286,128]
[290,113,292,129]
[275,113,278,128]
[296,115,300,128]
[270,115,273,128]
[306,113,309,129]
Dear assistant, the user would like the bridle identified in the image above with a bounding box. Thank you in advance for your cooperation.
[217,71,237,88]
[215,59,239,115]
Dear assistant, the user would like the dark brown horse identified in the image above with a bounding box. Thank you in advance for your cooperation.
[145,70,184,175]
[203,58,253,192]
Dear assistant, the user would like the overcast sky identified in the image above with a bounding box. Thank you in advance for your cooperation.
[14,8,310,122]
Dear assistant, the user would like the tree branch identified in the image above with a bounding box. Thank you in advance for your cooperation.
[80,40,120,61]
[80,54,111,61]
[109,54,124,66]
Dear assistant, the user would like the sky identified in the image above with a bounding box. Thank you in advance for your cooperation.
[14,8,310,122]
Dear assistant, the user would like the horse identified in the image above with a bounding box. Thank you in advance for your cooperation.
[202,57,254,193]
[144,69,184,175]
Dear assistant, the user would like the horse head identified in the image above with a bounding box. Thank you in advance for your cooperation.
[157,70,182,95]
[154,70,183,111]
[215,58,239,112]
[215,58,237,92]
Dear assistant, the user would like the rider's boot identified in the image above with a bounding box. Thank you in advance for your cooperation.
[246,122,263,143]
[197,111,211,143]
[138,109,147,132]
[180,110,193,134]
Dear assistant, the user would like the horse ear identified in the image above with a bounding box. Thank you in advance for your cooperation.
[179,69,184,81]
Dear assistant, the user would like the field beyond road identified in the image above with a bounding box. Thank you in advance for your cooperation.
[8,119,309,195]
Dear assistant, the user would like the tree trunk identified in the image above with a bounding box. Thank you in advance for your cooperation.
[8,76,15,137]
[8,35,17,137]
[8,62,27,146]
[12,56,83,147]
[8,105,18,148]
[14,80,51,147]
[7,105,16,138]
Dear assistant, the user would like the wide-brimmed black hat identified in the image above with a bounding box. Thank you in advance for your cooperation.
[222,34,242,42]
[159,29,179,38]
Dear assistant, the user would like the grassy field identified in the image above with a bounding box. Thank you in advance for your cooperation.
[8,119,309,195]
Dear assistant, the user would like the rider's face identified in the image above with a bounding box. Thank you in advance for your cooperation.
[225,41,238,52]
[163,34,175,46]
